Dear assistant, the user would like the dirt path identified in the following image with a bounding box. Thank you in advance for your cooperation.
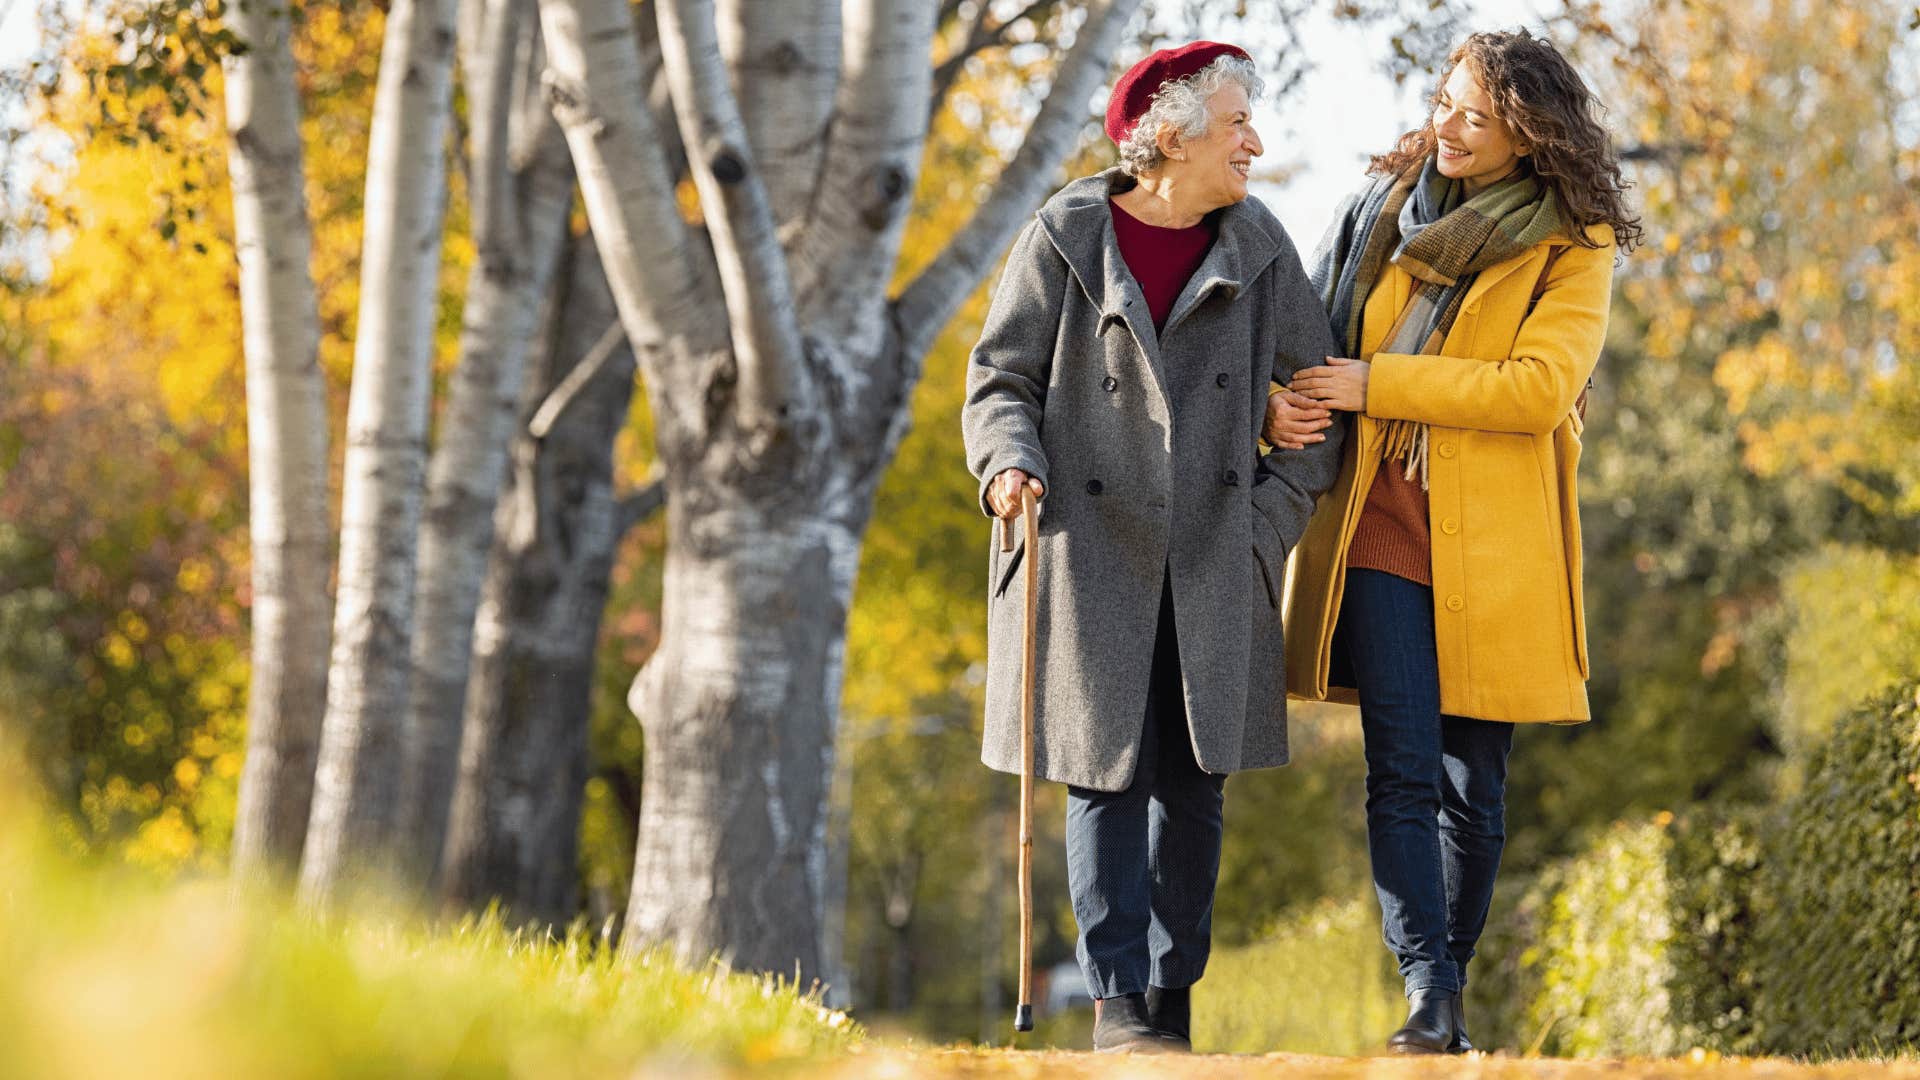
[819,1048,1920,1079]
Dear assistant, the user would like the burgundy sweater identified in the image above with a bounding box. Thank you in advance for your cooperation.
[1110,199,1215,331]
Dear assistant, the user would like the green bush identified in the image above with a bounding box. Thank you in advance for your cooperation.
[1473,812,1764,1058]
[1751,682,1920,1054]
[1478,681,1920,1058]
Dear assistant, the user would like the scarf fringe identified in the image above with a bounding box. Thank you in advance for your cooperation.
[1379,419,1431,491]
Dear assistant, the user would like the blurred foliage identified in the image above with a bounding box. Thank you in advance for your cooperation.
[1211,711,1370,948]
[1191,898,1402,1055]
[1777,545,1920,764]
[0,2,474,866]
[0,749,860,1078]
[0,329,251,867]
[1478,683,1920,1058]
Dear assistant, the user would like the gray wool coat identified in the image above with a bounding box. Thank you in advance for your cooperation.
[961,168,1347,792]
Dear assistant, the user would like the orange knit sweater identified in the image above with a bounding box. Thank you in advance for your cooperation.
[1347,459,1431,586]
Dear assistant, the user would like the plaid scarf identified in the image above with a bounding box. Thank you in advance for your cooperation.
[1314,157,1564,488]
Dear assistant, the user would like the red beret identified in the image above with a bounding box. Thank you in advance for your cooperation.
[1104,41,1253,145]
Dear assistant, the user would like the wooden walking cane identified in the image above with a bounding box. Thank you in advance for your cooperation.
[1000,485,1039,1033]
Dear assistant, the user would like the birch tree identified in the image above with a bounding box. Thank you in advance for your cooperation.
[223,0,335,872]
[440,231,656,925]
[392,0,579,887]
[535,0,1145,978]
[299,0,461,905]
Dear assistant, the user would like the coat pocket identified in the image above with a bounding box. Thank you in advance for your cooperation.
[1553,421,1589,679]
[1251,543,1280,610]
[994,540,1026,599]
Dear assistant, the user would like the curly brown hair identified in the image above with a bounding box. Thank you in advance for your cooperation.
[1370,29,1645,253]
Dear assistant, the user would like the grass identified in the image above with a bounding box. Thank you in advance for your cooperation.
[0,782,859,1079]
[6,748,1913,1078]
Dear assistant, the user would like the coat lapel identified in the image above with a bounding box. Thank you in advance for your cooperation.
[1162,201,1279,338]
[1037,170,1167,398]
[1459,240,1549,313]
[1035,169,1285,396]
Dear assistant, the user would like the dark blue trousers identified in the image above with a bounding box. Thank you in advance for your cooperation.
[1335,568,1515,996]
[1065,574,1226,999]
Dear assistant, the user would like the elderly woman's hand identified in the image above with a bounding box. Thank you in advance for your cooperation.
[1263,388,1333,450]
[988,468,1046,519]
[1291,355,1369,412]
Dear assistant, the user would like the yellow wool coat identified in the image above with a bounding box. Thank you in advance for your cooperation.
[1282,224,1616,723]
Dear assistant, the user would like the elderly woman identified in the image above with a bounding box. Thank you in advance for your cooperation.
[961,41,1344,1053]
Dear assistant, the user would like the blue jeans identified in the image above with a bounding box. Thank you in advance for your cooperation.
[1066,573,1226,999]
[1335,568,1514,997]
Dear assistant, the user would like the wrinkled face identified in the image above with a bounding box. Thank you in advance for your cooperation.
[1432,61,1528,192]
[1163,82,1262,209]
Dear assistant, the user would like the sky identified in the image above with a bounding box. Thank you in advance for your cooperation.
[1,1,41,65]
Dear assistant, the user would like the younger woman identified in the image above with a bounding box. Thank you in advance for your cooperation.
[1266,28,1643,1054]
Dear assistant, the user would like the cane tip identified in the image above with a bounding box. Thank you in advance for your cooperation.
[1014,1004,1033,1032]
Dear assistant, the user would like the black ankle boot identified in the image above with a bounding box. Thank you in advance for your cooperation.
[1145,985,1192,1051]
[1093,992,1168,1053]
[1449,993,1474,1054]
[1387,989,1457,1055]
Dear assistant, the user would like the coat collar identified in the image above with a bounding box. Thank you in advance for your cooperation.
[1035,168,1284,349]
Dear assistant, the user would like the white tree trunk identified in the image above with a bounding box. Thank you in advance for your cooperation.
[623,501,865,976]
[395,0,577,887]
[224,0,335,874]
[537,0,1144,979]
[300,0,461,905]
[439,231,643,925]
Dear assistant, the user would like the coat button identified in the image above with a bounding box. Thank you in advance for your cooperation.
[1437,442,1457,459]
[1445,594,1465,612]
[1441,518,1460,535]
[1086,479,1103,495]
[1103,376,1118,392]
[1215,372,1229,388]
[1222,469,1239,486]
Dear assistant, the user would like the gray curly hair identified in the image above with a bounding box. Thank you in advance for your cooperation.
[1117,55,1265,178]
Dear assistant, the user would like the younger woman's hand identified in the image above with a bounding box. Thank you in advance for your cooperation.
[1263,388,1333,450]
[1291,355,1369,412]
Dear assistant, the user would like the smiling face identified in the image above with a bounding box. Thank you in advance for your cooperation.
[1432,61,1529,194]
[1160,82,1262,211]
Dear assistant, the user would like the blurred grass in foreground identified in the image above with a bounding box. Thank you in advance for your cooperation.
[0,755,859,1079]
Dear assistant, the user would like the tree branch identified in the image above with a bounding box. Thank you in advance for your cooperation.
[615,477,668,538]
[928,0,993,123]
[528,320,629,440]
[654,0,810,432]
[928,0,1062,124]
[464,0,528,260]
[788,0,940,343]
[535,0,726,373]
[895,0,1143,358]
